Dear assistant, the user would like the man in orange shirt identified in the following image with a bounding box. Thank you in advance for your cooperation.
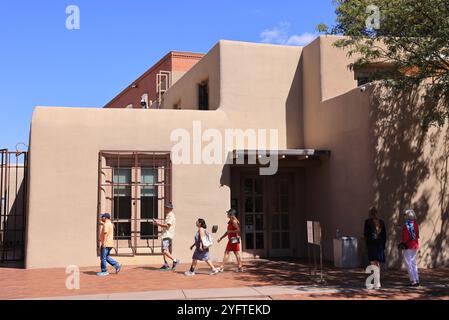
[97,213,122,276]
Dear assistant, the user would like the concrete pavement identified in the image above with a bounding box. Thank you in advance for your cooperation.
[25,283,449,300]
[2,259,448,300]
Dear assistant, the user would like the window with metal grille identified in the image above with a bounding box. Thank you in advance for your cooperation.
[97,151,172,256]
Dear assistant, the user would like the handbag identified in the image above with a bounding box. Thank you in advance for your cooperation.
[230,236,240,244]
[202,230,214,249]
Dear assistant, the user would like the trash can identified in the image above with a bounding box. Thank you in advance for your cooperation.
[333,236,359,268]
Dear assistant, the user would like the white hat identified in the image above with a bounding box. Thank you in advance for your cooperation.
[404,209,416,220]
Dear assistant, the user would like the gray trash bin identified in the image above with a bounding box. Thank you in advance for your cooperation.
[333,236,359,268]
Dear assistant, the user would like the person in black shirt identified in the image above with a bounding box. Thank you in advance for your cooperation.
[364,206,386,288]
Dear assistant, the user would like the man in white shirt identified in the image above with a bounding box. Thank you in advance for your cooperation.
[153,203,180,270]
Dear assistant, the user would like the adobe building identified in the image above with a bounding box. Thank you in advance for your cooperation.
[104,51,204,109]
[1,36,447,269]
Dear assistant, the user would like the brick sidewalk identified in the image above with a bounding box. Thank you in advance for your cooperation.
[1,259,448,300]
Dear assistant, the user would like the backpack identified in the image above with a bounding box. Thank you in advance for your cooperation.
[202,230,214,249]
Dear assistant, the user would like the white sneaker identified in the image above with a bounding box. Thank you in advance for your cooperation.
[374,283,382,289]
[184,270,195,276]
[209,268,219,276]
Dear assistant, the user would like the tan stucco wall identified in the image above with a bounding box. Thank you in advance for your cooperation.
[319,36,359,101]
[302,36,449,268]
[219,41,303,150]
[303,38,373,261]
[27,107,233,268]
[26,37,448,269]
[26,41,306,269]
[370,89,449,268]
[161,44,221,110]
[162,40,303,149]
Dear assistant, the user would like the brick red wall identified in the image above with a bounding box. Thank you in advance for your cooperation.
[172,52,205,72]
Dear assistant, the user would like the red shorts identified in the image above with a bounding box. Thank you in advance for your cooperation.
[226,240,241,252]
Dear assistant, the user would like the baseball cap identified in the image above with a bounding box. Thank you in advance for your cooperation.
[101,213,111,219]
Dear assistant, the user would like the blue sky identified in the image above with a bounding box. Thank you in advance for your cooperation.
[0,0,336,150]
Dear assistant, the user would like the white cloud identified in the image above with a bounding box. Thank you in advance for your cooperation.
[259,22,317,46]
[286,33,317,46]
[260,21,290,44]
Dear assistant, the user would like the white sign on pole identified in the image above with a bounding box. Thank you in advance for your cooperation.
[307,221,314,244]
[307,220,325,283]
[313,221,322,245]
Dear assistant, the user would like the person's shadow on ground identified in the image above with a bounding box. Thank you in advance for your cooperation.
[136,266,167,271]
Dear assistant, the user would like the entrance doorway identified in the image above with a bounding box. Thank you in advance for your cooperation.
[240,173,294,258]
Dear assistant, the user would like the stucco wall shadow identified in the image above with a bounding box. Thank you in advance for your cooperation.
[370,85,449,268]
[286,55,304,149]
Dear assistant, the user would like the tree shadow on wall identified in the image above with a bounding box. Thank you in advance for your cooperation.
[370,85,449,268]
[425,126,449,267]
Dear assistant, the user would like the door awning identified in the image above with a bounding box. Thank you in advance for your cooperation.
[230,149,331,161]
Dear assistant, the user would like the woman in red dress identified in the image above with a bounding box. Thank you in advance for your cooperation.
[217,209,244,272]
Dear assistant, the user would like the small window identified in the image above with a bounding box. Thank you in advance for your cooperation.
[198,81,209,110]
[357,75,370,86]
[173,100,181,110]
[141,93,149,109]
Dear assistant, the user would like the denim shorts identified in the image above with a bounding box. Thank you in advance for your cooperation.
[193,248,210,261]
[162,238,172,251]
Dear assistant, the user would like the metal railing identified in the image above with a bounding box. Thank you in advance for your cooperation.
[149,70,172,109]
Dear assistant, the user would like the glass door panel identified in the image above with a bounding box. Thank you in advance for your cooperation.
[242,176,266,256]
[268,175,293,257]
[112,168,132,248]
[138,168,158,241]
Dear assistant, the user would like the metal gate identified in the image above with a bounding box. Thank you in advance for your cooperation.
[0,149,28,263]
